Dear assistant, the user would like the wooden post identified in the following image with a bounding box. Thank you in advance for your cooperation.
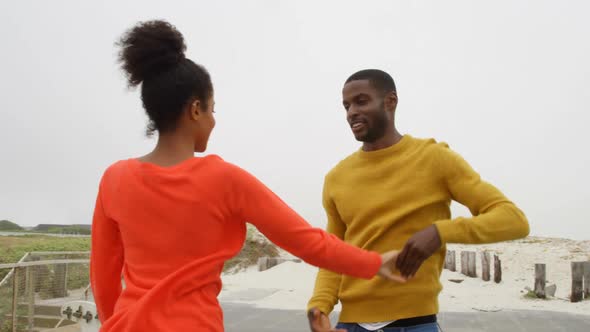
[467,252,476,277]
[257,257,268,271]
[494,255,502,283]
[449,250,456,272]
[534,264,546,298]
[571,262,584,302]
[481,251,491,281]
[268,257,278,269]
[460,252,468,276]
[583,261,590,299]
[12,267,20,332]
[444,250,455,271]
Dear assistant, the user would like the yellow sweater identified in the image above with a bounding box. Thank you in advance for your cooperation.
[307,135,529,323]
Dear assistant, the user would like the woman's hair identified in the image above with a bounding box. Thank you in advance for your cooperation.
[116,20,213,136]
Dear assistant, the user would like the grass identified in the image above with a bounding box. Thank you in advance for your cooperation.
[223,225,280,273]
[523,290,549,300]
[0,235,90,280]
[37,226,91,235]
[0,235,91,331]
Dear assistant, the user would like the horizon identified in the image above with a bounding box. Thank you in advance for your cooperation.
[1,220,587,242]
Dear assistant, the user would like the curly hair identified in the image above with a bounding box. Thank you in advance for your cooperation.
[116,20,213,136]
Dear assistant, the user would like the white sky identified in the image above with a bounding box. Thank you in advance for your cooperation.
[0,1,589,240]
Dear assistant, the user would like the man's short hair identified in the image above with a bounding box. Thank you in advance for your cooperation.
[345,69,396,94]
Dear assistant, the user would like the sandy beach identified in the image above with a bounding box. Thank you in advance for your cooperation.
[220,237,590,315]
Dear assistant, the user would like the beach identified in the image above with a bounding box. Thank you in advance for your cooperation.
[220,237,590,315]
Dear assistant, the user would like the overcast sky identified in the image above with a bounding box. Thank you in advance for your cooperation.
[1,1,588,240]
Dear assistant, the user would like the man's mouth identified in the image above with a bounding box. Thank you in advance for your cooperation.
[351,120,366,133]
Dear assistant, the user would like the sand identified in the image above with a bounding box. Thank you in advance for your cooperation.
[220,237,590,315]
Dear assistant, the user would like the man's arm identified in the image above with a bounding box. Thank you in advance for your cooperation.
[307,175,346,316]
[434,143,530,244]
[397,143,529,277]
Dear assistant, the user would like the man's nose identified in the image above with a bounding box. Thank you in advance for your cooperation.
[347,106,359,122]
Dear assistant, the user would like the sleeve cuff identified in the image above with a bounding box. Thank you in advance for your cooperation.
[306,301,335,316]
[434,219,457,244]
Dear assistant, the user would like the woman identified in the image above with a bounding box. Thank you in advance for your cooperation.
[90,20,404,332]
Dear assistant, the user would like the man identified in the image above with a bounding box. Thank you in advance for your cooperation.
[307,69,529,332]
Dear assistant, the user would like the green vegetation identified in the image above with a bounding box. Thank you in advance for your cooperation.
[0,235,90,280]
[33,224,91,235]
[523,290,548,300]
[223,225,280,273]
[0,236,91,331]
[0,221,92,235]
[41,226,91,235]
[0,220,23,231]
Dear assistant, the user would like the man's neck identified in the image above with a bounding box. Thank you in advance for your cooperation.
[362,130,403,152]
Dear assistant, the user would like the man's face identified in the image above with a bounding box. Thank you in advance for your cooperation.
[342,80,390,143]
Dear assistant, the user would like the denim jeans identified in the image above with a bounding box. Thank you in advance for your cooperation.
[334,322,439,332]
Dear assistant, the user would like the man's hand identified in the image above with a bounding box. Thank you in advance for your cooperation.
[396,225,442,278]
[307,308,345,332]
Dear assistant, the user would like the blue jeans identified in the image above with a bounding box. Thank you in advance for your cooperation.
[335,322,438,332]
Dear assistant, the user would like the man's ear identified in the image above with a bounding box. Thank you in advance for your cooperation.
[385,92,398,112]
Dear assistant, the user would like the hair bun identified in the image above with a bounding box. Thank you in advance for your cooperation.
[117,20,186,86]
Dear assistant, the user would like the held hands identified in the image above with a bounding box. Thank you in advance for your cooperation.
[307,251,406,332]
[377,250,407,282]
[396,225,442,278]
[307,228,441,331]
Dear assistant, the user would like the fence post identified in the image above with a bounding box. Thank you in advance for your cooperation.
[449,250,456,272]
[481,251,491,281]
[534,264,546,298]
[65,254,69,296]
[494,255,502,283]
[467,252,476,278]
[257,257,268,271]
[583,261,590,299]
[571,262,584,302]
[460,252,468,276]
[445,250,456,272]
[12,267,20,332]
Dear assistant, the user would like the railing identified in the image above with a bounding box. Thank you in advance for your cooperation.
[0,253,30,289]
[0,252,90,332]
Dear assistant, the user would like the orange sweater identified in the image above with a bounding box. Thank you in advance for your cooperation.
[90,155,381,331]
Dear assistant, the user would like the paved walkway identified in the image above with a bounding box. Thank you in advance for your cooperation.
[221,303,590,332]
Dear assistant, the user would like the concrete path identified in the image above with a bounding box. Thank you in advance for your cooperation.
[221,303,590,332]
